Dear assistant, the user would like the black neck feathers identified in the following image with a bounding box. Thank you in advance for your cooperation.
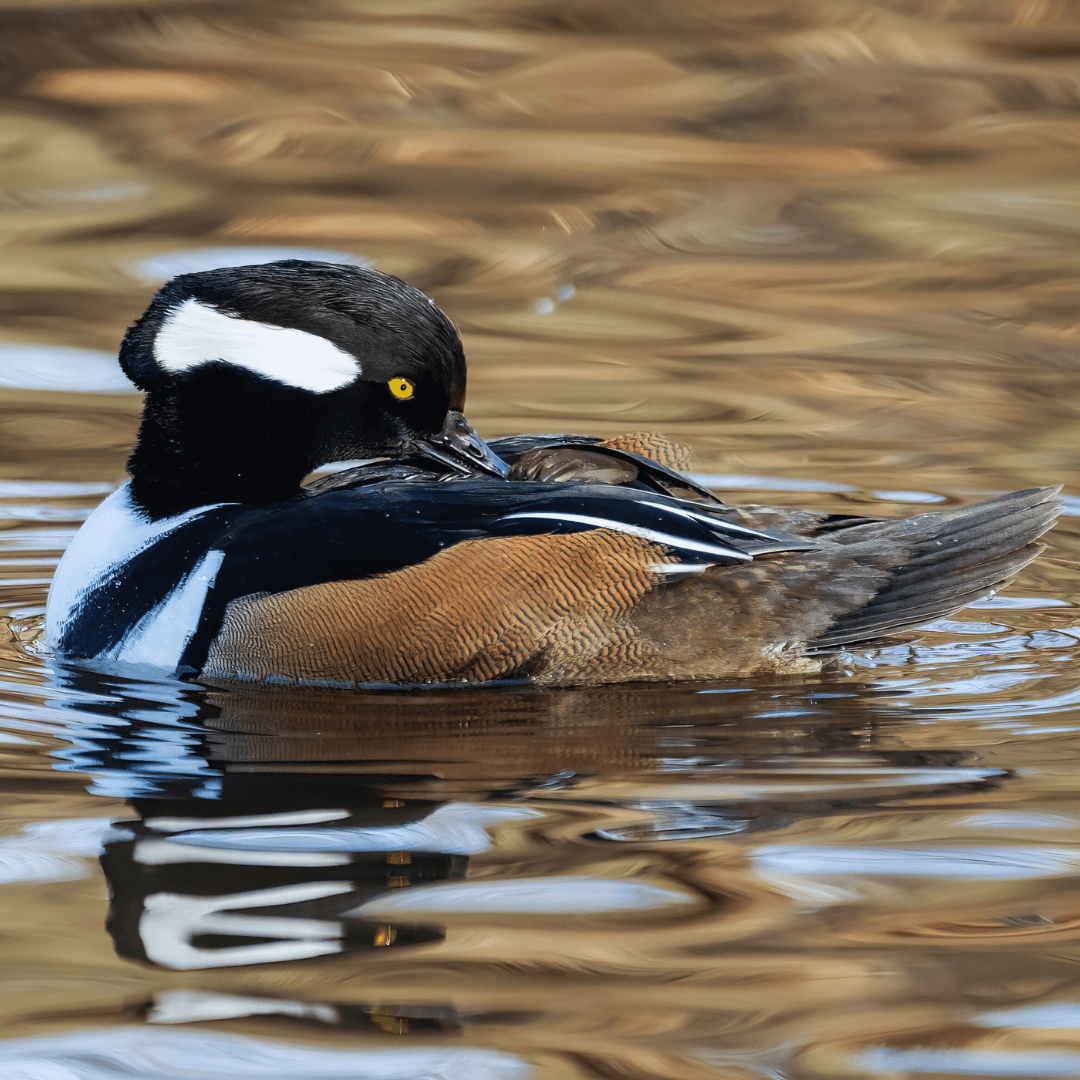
[127,368,321,520]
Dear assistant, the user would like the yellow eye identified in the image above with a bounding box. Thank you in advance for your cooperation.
[388,377,414,401]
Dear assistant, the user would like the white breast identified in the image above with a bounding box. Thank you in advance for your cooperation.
[46,483,231,672]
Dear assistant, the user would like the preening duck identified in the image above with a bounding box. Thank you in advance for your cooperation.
[45,260,1060,686]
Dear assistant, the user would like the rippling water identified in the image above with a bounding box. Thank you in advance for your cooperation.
[4,1,1080,1078]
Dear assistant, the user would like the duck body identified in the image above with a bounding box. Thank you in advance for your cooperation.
[45,467,816,681]
[45,260,1061,687]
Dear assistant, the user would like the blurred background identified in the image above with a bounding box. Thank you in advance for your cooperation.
[5,4,1080,1080]
[4,0,1080,494]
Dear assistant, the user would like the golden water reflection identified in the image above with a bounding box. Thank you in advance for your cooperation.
[2,631,1080,1079]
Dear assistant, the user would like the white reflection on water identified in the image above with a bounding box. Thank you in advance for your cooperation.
[968,596,1072,609]
[147,989,339,1026]
[144,808,351,830]
[895,665,1080,720]
[0,506,94,522]
[685,473,857,492]
[754,845,1080,879]
[0,346,136,393]
[0,1027,532,1080]
[128,835,352,867]
[164,803,542,855]
[976,1003,1080,1029]
[139,881,352,970]
[0,817,113,884]
[349,876,697,917]
[958,812,1080,830]
[858,1046,1080,1076]
[868,489,946,503]
[0,482,116,498]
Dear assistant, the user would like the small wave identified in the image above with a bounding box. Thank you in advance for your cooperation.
[0,1027,532,1080]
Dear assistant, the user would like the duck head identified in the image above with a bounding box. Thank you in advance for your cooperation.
[119,260,508,519]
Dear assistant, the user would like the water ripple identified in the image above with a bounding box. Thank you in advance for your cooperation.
[0,1028,532,1080]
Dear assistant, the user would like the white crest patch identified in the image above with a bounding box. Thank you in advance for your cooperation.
[153,298,359,393]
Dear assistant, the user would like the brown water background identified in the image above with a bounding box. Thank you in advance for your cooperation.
[4,2,1080,1078]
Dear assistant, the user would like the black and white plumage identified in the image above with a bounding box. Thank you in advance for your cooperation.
[46,477,814,673]
[45,260,1061,686]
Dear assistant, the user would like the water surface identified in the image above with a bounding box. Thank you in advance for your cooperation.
[3,1,1080,1078]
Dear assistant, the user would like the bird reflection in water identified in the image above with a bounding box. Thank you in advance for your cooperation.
[39,660,1016,1058]
[101,790,458,972]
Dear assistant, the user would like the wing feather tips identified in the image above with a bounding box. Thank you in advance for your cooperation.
[810,487,1061,652]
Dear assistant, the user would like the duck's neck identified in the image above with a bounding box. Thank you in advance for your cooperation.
[127,385,319,520]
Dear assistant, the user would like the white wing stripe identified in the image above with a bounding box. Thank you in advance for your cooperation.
[651,563,714,576]
[632,498,777,540]
[497,512,752,561]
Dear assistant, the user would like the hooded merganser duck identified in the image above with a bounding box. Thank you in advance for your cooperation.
[45,260,1060,686]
